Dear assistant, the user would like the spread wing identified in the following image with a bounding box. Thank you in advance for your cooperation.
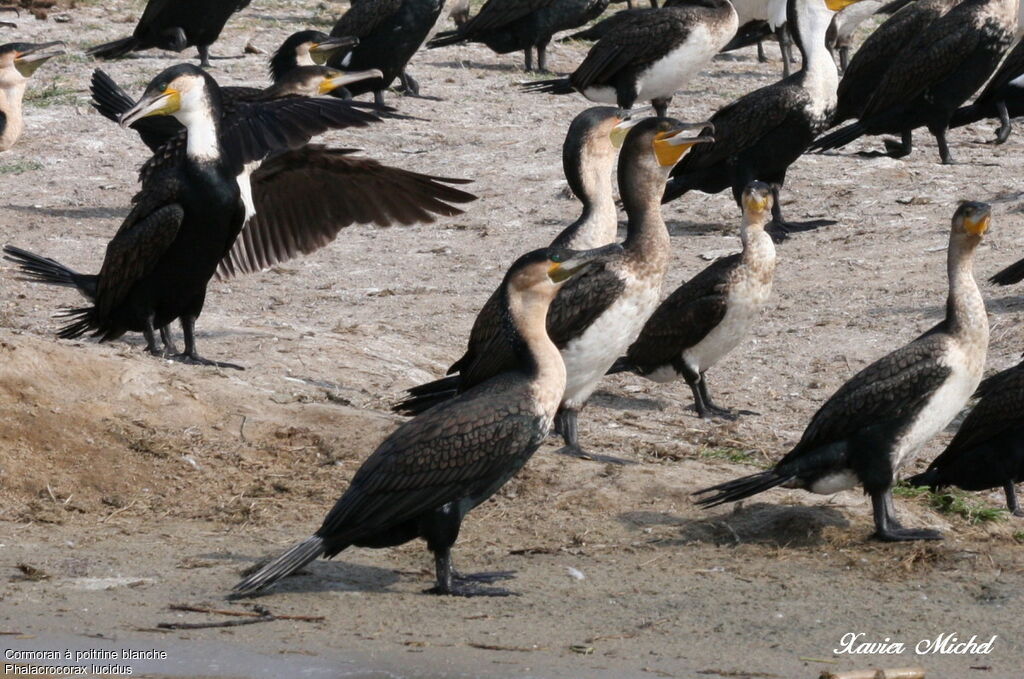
[571,9,690,90]
[90,69,183,153]
[625,255,738,366]
[216,146,477,278]
[782,333,954,463]
[331,0,405,37]
[316,380,542,539]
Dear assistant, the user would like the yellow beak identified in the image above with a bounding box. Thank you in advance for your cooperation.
[964,214,991,237]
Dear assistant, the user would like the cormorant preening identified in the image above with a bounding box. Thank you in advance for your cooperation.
[521,0,738,115]
[663,0,859,229]
[695,202,992,542]
[4,64,387,366]
[232,245,616,597]
[810,0,1016,164]
[823,0,959,159]
[609,181,776,419]
[87,0,252,68]
[949,34,1024,144]
[395,118,714,460]
[328,0,447,105]
[428,0,611,72]
[908,359,1024,516]
[825,0,882,72]
[0,41,64,152]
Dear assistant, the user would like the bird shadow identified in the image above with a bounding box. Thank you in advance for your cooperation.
[618,503,850,549]
[426,59,526,74]
[3,204,123,220]
[214,551,403,597]
[590,389,667,412]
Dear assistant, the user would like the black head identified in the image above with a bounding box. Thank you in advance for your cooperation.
[120,63,222,128]
[0,41,64,78]
[269,30,357,83]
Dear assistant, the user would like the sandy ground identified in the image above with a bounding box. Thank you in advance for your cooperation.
[2,1,1024,677]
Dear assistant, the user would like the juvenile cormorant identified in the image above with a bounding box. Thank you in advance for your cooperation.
[327,0,447,105]
[908,359,1024,516]
[521,0,738,115]
[87,0,252,68]
[695,202,992,542]
[428,0,611,72]
[395,118,714,458]
[0,41,64,152]
[609,181,776,419]
[232,245,616,597]
[949,34,1024,144]
[4,64,387,366]
[810,0,1016,164]
[663,0,860,228]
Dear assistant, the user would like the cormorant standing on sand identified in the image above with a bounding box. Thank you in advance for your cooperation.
[232,245,616,597]
[695,202,992,542]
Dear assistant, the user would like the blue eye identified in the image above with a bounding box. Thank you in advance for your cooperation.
[551,253,564,263]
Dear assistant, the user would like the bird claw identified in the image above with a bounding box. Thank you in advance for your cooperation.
[424,583,519,597]
[171,352,245,371]
[872,527,943,542]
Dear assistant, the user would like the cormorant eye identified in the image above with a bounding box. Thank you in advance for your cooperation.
[550,254,564,263]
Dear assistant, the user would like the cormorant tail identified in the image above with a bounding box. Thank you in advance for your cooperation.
[948,102,991,130]
[905,469,939,490]
[606,356,637,375]
[520,78,575,96]
[3,245,97,299]
[392,374,461,415]
[808,121,867,153]
[55,307,99,340]
[427,30,466,49]
[232,535,326,596]
[989,257,1024,286]
[90,69,135,124]
[692,470,795,508]
[87,37,142,60]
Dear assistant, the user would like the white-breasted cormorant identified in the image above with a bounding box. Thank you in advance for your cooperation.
[609,181,776,419]
[428,0,611,72]
[395,117,714,459]
[521,0,738,116]
[810,0,1016,164]
[87,0,252,68]
[0,41,64,152]
[267,30,361,84]
[663,0,861,228]
[695,202,992,542]
[231,245,618,597]
[3,64,388,367]
[908,359,1024,516]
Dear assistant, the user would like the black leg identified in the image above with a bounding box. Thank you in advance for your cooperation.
[373,90,385,107]
[423,507,516,597]
[142,314,161,357]
[776,26,792,78]
[992,101,1012,145]
[934,127,955,165]
[696,372,741,419]
[681,364,711,418]
[159,325,179,355]
[551,408,633,465]
[871,488,942,541]
[882,130,913,158]
[756,40,767,63]
[524,47,533,72]
[197,44,211,68]
[1004,482,1024,517]
[171,316,244,370]
[537,41,549,73]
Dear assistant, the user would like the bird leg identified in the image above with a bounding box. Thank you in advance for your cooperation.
[536,41,550,73]
[425,548,517,597]
[1004,482,1024,517]
[159,325,179,356]
[756,40,767,63]
[776,25,793,78]
[551,407,633,465]
[373,90,386,107]
[696,371,746,419]
[524,47,534,73]
[933,126,955,165]
[171,316,244,370]
[396,70,421,96]
[989,101,1012,145]
[651,97,671,117]
[196,45,212,68]
[142,314,161,357]
[683,366,730,419]
[880,130,913,158]
[871,488,942,541]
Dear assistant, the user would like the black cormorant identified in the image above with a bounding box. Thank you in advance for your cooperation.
[428,0,611,72]
[609,181,776,419]
[908,359,1024,516]
[0,41,64,152]
[87,0,252,68]
[231,245,616,597]
[662,0,860,228]
[394,117,714,459]
[695,202,992,542]
[521,0,738,115]
[810,0,1015,164]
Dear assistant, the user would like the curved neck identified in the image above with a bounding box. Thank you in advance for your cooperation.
[945,238,988,346]
[503,286,566,410]
[741,216,776,269]
[620,164,670,271]
[557,138,618,249]
[0,80,26,151]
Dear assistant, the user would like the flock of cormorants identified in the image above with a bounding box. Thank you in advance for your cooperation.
[0,0,1022,598]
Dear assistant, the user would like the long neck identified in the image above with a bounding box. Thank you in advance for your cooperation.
[556,146,618,249]
[740,216,776,275]
[620,163,670,273]
[0,81,26,152]
[790,0,839,95]
[946,237,989,347]
[504,287,566,412]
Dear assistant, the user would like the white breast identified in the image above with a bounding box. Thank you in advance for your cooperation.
[634,24,718,103]
[683,275,771,375]
[559,275,663,408]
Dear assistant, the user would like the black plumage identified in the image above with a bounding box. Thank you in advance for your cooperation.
[990,255,1024,286]
[428,0,611,72]
[949,36,1024,144]
[328,0,446,105]
[810,0,1015,164]
[694,202,992,542]
[87,0,252,67]
[231,246,611,597]
[908,360,1024,516]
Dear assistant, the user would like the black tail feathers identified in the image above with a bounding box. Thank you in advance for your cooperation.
[692,470,793,508]
[3,245,96,299]
[520,78,575,96]
[87,37,141,60]
[606,356,636,376]
[808,122,866,153]
[990,257,1024,286]
[427,30,466,49]
[232,535,326,596]
[392,374,461,415]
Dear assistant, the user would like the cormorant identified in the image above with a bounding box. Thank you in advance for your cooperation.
[663,0,860,229]
[0,41,64,152]
[4,64,388,366]
[810,0,1016,164]
[87,0,252,68]
[825,0,882,72]
[394,118,714,459]
[267,30,361,84]
[949,34,1024,144]
[521,0,738,115]
[232,245,617,597]
[608,181,776,419]
[908,359,1024,516]
[695,202,992,542]
[327,0,447,105]
[428,0,612,72]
